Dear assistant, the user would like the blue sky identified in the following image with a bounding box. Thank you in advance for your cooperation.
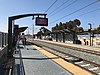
[0,0,100,34]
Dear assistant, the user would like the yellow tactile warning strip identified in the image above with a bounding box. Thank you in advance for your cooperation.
[33,45,93,75]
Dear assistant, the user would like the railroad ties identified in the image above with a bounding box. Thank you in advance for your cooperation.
[30,40,100,75]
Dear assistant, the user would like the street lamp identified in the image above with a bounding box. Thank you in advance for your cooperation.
[88,23,92,46]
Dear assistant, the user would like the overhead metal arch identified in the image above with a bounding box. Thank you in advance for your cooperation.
[8,13,47,57]
[9,14,47,20]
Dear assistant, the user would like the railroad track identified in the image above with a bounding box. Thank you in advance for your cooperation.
[30,40,100,75]
[43,47,100,75]
[38,40,100,56]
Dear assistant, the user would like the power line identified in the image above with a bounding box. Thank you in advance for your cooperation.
[44,0,58,13]
[49,0,77,17]
[50,0,100,24]
[48,7,100,29]
[48,0,70,15]
[76,8,100,18]
[61,7,100,23]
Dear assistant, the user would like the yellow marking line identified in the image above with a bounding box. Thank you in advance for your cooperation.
[79,46,91,49]
[94,47,100,50]
[33,45,93,75]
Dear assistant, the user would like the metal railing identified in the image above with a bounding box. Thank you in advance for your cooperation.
[0,32,8,48]
[0,32,8,75]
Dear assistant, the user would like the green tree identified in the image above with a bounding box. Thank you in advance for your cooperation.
[74,19,81,27]
[92,25,100,34]
[67,21,76,29]
[40,27,51,36]
[62,23,66,29]
[58,22,63,30]
[52,24,59,31]
[52,19,82,33]
[97,25,100,33]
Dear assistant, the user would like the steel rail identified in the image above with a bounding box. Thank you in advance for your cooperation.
[30,40,100,75]
[36,40,100,56]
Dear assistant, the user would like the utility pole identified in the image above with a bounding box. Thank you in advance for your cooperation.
[88,23,92,46]
[28,27,29,38]
[33,23,34,39]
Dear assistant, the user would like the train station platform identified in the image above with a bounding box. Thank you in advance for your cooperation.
[13,42,73,75]
[13,41,94,75]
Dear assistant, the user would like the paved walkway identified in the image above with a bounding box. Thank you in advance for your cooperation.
[14,43,72,75]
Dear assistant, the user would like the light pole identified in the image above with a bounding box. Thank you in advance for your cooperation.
[33,21,34,39]
[88,23,92,46]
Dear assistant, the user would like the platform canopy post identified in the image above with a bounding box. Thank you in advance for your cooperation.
[8,14,47,57]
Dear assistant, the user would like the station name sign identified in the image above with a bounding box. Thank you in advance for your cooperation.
[35,17,48,26]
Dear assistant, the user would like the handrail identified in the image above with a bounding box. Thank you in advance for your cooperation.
[0,32,8,48]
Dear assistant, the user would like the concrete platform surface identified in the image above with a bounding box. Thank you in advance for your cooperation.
[14,45,72,75]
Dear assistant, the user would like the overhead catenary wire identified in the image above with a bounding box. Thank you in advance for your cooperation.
[44,0,58,13]
[48,0,70,15]
[50,0,100,24]
[49,0,77,17]
[61,7,100,23]
[76,8,100,18]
